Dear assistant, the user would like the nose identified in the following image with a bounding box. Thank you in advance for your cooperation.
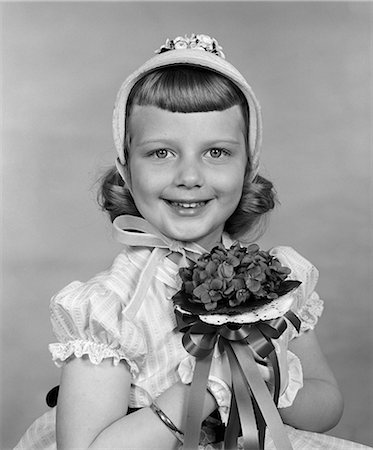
[175,156,204,188]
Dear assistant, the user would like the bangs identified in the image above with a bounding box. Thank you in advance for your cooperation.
[126,65,248,113]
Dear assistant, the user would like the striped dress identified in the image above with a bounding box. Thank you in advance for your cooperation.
[14,242,371,449]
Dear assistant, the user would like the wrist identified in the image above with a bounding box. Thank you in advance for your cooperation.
[150,402,184,444]
[156,380,217,432]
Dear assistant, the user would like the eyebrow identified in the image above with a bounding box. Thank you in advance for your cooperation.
[136,137,243,147]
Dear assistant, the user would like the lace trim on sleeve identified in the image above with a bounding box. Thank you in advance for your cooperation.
[48,340,140,376]
[297,292,324,335]
[278,350,303,408]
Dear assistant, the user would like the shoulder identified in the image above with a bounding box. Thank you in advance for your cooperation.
[52,246,151,307]
[49,246,154,342]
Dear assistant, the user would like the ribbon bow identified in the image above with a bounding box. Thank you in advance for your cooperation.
[113,215,206,319]
[176,309,300,450]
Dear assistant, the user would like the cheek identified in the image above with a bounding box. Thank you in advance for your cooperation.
[129,168,168,206]
[218,168,246,198]
[128,161,152,194]
[131,178,153,200]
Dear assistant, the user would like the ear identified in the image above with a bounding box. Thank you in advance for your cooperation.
[115,158,132,192]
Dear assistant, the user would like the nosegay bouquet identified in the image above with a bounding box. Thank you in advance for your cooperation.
[173,242,301,319]
[172,243,301,450]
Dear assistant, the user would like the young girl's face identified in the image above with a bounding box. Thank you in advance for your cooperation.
[125,104,247,250]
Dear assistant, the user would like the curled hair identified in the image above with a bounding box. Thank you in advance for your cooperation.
[98,66,277,241]
[225,173,277,242]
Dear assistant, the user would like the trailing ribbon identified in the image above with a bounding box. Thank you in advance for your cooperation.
[176,309,300,450]
[113,215,206,319]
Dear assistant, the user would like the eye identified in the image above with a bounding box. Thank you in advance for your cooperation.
[207,148,229,158]
[152,149,171,159]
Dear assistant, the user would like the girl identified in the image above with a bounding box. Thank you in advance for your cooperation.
[15,34,370,450]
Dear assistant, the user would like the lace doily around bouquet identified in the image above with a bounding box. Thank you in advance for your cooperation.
[178,292,296,325]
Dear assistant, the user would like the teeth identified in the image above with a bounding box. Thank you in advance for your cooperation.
[170,201,205,208]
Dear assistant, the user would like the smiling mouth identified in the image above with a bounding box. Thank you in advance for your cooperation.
[165,200,209,209]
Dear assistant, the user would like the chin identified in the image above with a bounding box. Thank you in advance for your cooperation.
[169,231,201,242]
[164,227,202,242]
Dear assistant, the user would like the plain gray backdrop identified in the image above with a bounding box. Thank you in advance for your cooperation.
[2,2,372,448]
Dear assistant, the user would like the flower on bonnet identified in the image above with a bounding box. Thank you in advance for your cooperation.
[155,33,225,58]
[173,36,189,50]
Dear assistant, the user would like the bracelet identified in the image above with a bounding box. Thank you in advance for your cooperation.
[150,402,184,444]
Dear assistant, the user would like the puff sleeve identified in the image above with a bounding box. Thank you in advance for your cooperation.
[268,247,324,407]
[270,246,324,338]
[48,252,147,377]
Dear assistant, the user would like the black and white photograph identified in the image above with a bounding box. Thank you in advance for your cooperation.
[2,2,372,449]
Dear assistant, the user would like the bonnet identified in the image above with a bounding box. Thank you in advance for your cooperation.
[112,34,262,181]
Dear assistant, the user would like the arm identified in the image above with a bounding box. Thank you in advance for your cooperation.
[279,329,344,432]
[56,356,216,449]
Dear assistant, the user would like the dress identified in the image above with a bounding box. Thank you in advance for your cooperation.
[14,239,371,450]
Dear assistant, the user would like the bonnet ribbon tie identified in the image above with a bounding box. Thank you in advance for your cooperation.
[176,309,300,450]
[113,215,207,319]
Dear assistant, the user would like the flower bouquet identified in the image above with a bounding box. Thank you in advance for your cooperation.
[173,242,301,323]
[172,243,301,450]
